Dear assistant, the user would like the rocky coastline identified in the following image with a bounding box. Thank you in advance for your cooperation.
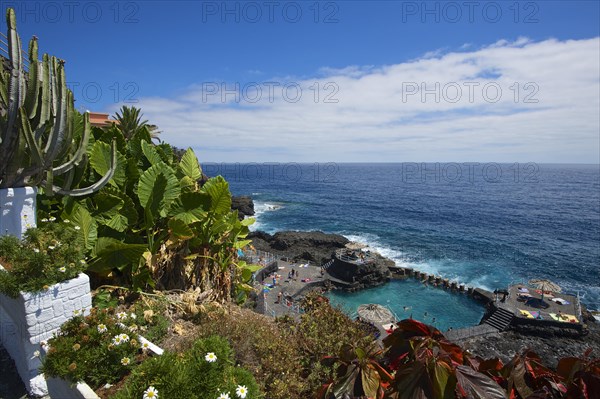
[231,195,255,220]
[241,195,598,369]
[249,230,393,290]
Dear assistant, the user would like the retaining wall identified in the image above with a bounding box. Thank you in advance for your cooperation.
[0,273,92,396]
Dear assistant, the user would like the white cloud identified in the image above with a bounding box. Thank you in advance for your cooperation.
[111,37,600,163]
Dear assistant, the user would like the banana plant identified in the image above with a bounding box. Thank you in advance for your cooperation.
[57,123,256,299]
[0,8,116,196]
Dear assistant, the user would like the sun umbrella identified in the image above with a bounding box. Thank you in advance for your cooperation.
[529,279,561,302]
[357,304,395,324]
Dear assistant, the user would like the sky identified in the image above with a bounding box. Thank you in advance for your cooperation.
[2,0,599,163]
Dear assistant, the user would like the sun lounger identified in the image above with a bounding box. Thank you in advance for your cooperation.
[519,309,534,318]
[549,313,579,323]
[563,314,578,323]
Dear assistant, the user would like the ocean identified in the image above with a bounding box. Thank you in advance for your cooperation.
[205,162,600,317]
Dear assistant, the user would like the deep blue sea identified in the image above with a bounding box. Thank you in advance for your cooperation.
[205,163,600,317]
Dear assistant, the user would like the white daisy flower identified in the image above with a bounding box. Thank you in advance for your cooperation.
[128,324,138,333]
[116,311,128,320]
[59,266,66,273]
[143,386,158,399]
[74,225,81,230]
[41,218,48,222]
[48,245,55,250]
[141,341,151,351]
[112,335,122,346]
[120,357,131,366]
[205,352,217,362]
[130,313,137,319]
[217,394,230,399]
[97,324,107,333]
[119,333,130,342]
[235,386,248,398]
[49,217,56,222]
[33,248,40,253]
[64,219,70,223]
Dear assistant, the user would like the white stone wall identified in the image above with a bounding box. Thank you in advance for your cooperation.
[0,273,92,397]
[0,187,37,239]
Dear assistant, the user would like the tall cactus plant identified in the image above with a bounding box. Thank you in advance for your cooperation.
[0,8,116,196]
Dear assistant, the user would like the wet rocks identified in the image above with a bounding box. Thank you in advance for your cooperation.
[232,196,255,220]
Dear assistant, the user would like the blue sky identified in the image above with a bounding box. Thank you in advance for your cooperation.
[2,1,599,162]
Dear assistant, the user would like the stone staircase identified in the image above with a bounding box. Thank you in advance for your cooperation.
[445,307,514,343]
[483,307,514,331]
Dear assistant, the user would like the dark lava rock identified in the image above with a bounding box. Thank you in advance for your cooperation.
[327,253,392,291]
[460,322,600,369]
[249,230,349,265]
[232,196,255,220]
[249,230,392,290]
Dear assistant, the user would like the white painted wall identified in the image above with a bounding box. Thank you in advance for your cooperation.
[0,187,37,239]
[0,273,92,397]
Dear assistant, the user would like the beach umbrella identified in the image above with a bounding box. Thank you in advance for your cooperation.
[529,279,561,302]
[357,304,395,324]
[529,279,561,293]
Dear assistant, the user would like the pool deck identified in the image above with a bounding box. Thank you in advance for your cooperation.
[496,285,582,328]
[255,260,326,318]
[252,252,585,343]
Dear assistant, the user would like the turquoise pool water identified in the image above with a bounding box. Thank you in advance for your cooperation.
[327,279,486,332]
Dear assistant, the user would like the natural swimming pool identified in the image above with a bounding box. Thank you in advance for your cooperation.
[327,279,486,332]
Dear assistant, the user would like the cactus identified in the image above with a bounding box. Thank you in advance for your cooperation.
[0,8,116,196]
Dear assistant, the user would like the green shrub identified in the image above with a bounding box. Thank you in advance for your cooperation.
[112,336,262,399]
[0,219,86,297]
[193,297,373,399]
[41,306,165,388]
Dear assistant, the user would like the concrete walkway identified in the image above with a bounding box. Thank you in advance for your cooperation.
[257,260,325,318]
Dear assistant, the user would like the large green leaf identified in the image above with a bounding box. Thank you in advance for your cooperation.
[240,217,255,227]
[89,237,147,273]
[67,203,97,251]
[361,365,382,399]
[141,139,162,166]
[432,361,454,399]
[136,162,180,218]
[178,148,202,180]
[233,239,252,249]
[93,191,123,215]
[200,176,232,215]
[100,187,139,231]
[168,218,194,240]
[125,157,141,185]
[169,192,210,223]
[89,140,126,187]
